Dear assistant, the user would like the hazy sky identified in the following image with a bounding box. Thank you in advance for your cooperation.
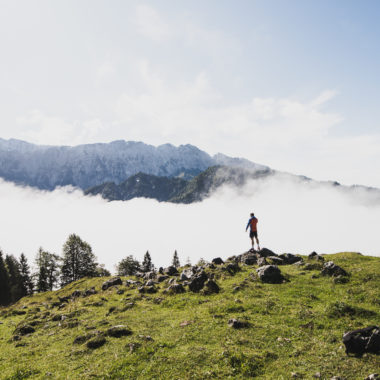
[1,0,380,187]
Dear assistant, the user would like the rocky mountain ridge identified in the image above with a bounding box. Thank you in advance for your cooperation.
[0,138,267,190]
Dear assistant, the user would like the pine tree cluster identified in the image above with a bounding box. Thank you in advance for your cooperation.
[1,235,182,307]
[0,233,107,306]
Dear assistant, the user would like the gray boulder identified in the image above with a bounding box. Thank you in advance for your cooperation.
[102,277,122,291]
[145,279,155,287]
[224,262,240,275]
[321,261,348,277]
[257,257,268,266]
[164,266,178,276]
[157,275,169,282]
[144,271,156,280]
[256,265,284,284]
[279,253,303,265]
[188,271,208,292]
[258,248,277,257]
[167,283,186,294]
[268,256,284,265]
[180,268,194,281]
[203,280,220,294]
[240,252,257,265]
[212,257,224,265]
[343,325,380,355]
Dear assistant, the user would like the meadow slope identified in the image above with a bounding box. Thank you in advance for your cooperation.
[0,252,379,379]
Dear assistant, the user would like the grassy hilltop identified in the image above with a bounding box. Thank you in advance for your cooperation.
[0,252,379,379]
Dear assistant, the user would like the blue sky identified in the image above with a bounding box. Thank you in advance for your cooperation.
[0,0,380,186]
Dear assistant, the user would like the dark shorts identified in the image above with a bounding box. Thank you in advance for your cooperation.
[250,231,258,238]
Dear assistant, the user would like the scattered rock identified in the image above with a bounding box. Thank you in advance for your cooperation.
[228,318,249,329]
[321,261,348,277]
[126,279,142,287]
[107,325,132,338]
[138,286,157,294]
[145,279,155,287]
[343,325,380,355]
[304,263,323,271]
[212,257,224,265]
[164,266,178,276]
[240,252,257,265]
[267,256,284,265]
[309,251,325,261]
[58,296,70,304]
[102,277,123,291]
[167,283,185,294]
[157,275,169,282]
[73,332,99,344]
[257,257,268,266]
[279,253,303,265]
[14,325,35,336]
[116,289,125,295]
[365,375,379,380]
[144,271,156,280]
[224,262,240,275]
[333,275,349,284]
[313,372,321,378]
[258,248,276,257]
[256,265,284,284]
[86,336,106,349]
[83,287,97,297]
[128,342,141,352]
[202,280,220,294]
[188,271,208,292]
[71,290,82,298]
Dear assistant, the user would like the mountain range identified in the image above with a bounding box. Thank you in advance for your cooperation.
[1,138,379,204]
[0,138,266,190]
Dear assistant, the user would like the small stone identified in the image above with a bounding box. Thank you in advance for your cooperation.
[86,336,106,349]
[365,375,379,380]
[228,318,249,329]
[107,325,132,338]
[313,372,321,378]
[180,320,194,327]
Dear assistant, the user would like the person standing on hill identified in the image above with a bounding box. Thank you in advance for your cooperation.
[246,212,260,251]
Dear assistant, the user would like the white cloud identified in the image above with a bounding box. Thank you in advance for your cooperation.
[135,4,170,42]
[0,175,378,275]
[16,110,106,146]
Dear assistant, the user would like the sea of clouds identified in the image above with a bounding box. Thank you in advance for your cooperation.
[1,174,379,273]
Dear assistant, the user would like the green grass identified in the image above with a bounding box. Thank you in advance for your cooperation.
[0,252,379,379]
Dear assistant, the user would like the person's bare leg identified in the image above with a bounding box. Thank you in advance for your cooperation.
[256,236,260,251]
[250,237,255,249]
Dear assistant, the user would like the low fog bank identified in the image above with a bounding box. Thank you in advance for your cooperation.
[0,175,379,273]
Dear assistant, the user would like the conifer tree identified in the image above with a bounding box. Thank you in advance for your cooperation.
[117,255,140,276]
[0,250,11,306]
[61,234,97,286]
[19,253,33,296]
[172,250,180,268]
[141,251,153,272]
[5,254,23,303]
[35,248,60,292]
